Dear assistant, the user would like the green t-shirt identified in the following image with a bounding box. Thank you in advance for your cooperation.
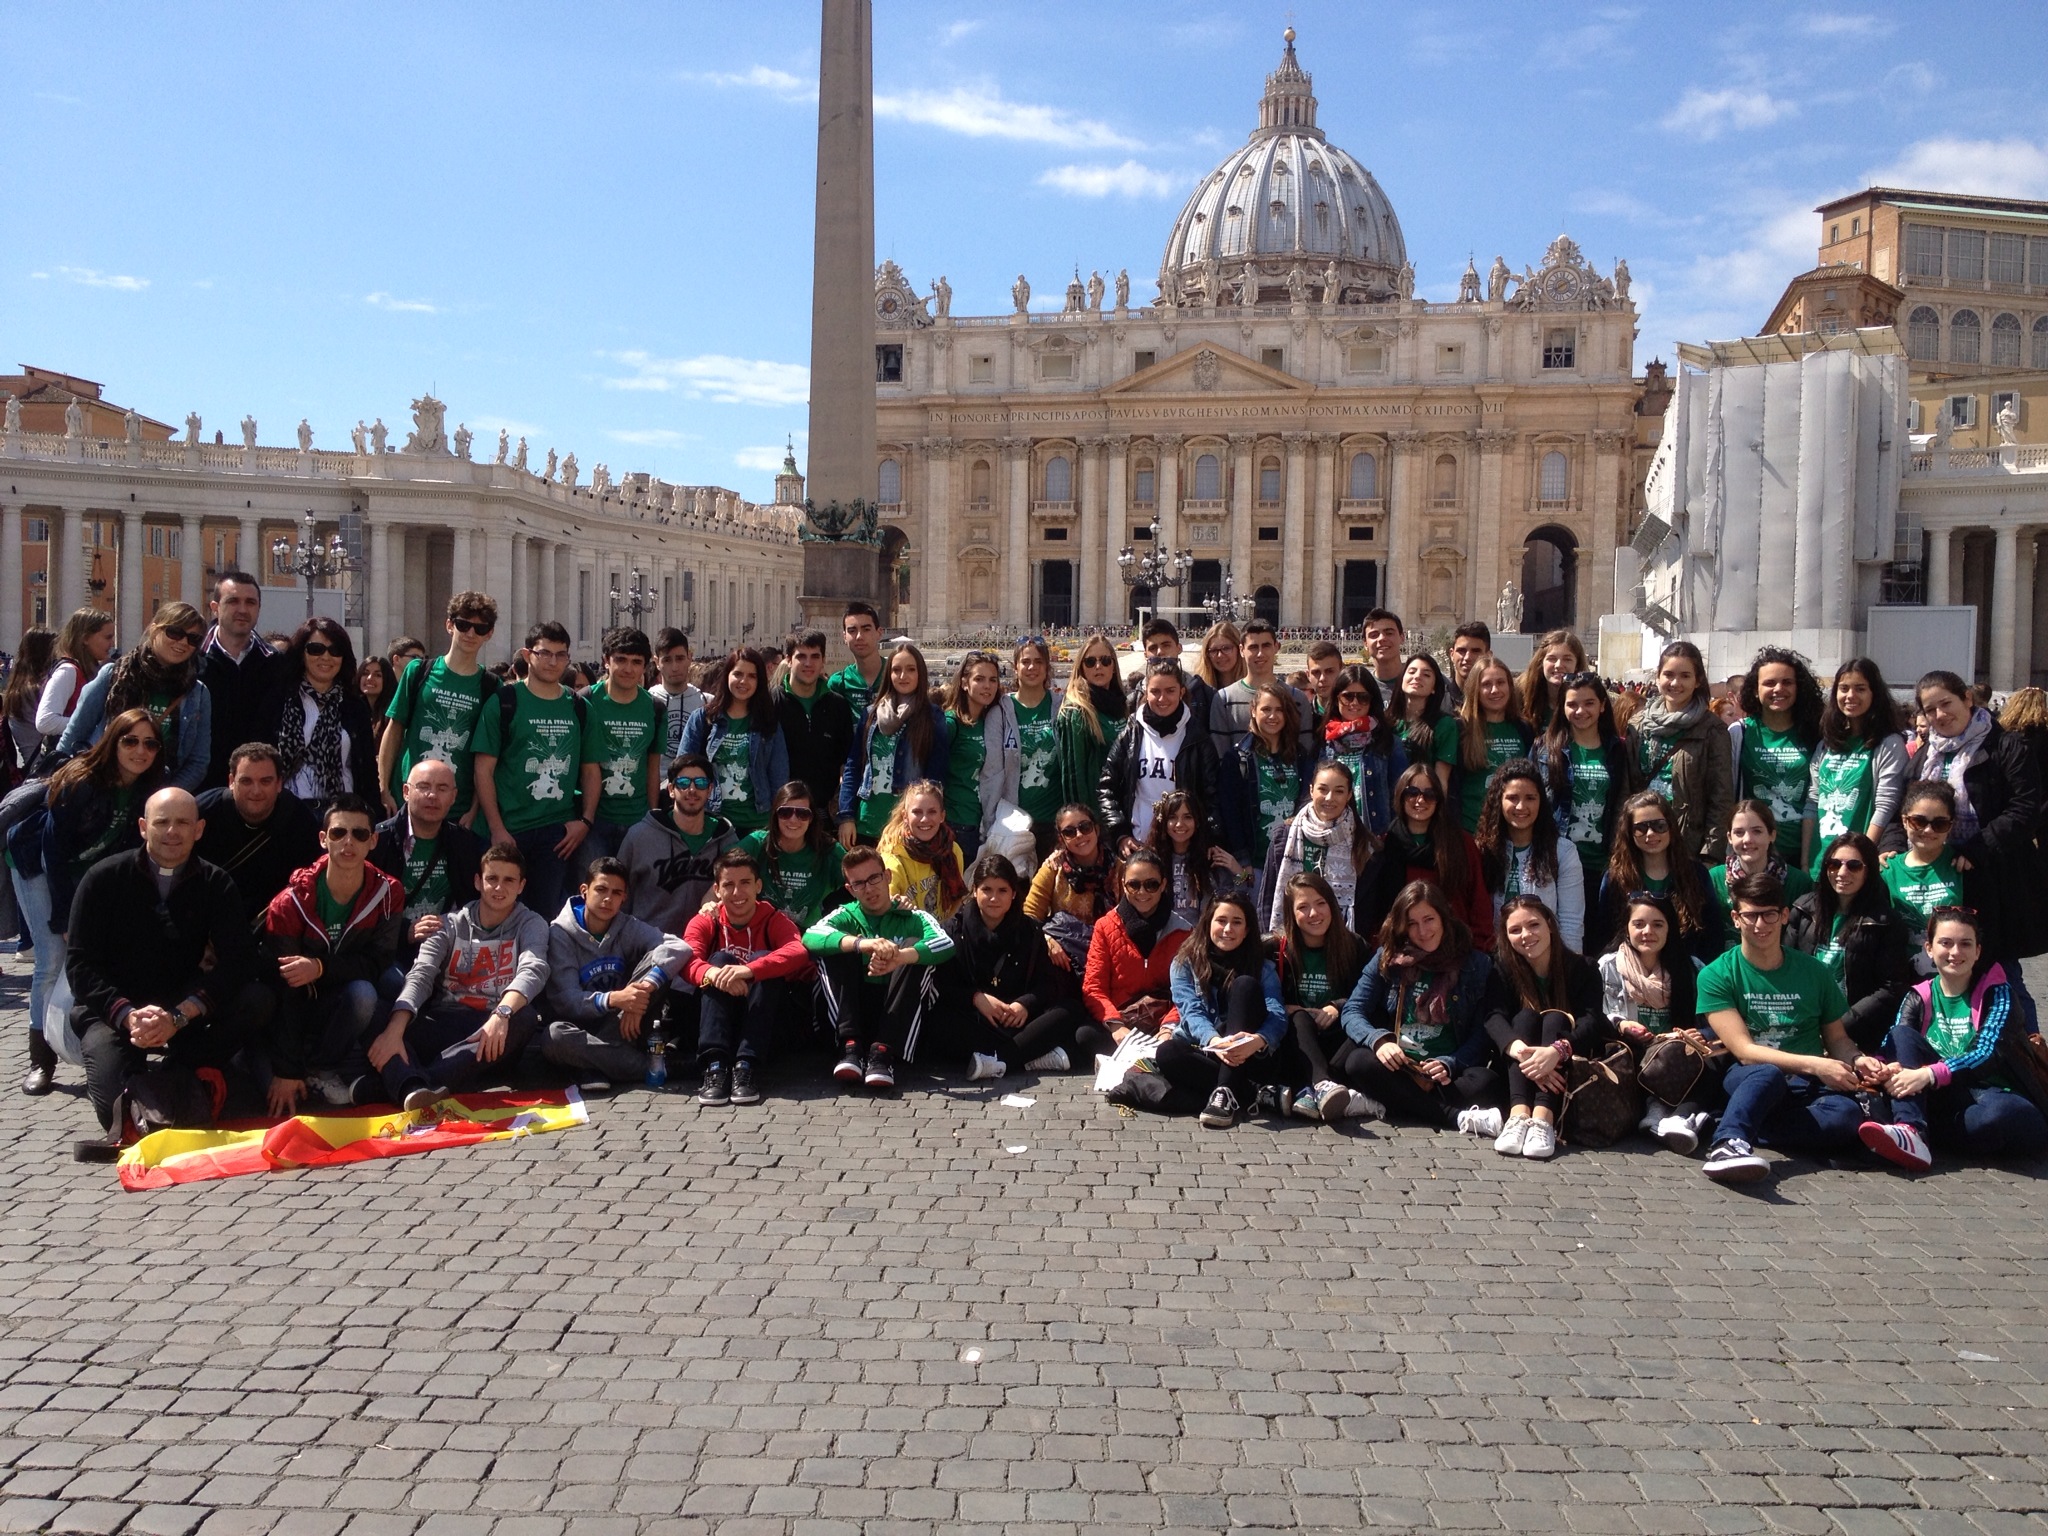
[1015,696,1059,824]
[1564,742,1611,870]
[471,683,582,834]
[825,661,881,719]
[1925,982,1980,1059]
[1291,945,1331,1009]
[1696,945,1847,1056]
[580,687,663,828]
[1811,911,1847,987]
[738,830,842,927]
[1438,719,1527,832]
[1398,984,1455,1060]
[1810,744,1874,858]
[857,726,902,839]
[944,709,988,828]
[388,657,488,815]
[315,872,350,945]
[708,716,764,835]
[1253,749,1297,851]
[1739,720,1812,860]
[1883,850,1965,942]
[401,832,451,927]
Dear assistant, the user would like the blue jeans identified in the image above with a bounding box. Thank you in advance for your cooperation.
[11,868,60,1069]
[582,818,630,865]
[1717,1061,1866,1152]
[380,999,540,1103]
[1880,1022,2048,1157]
[948,824,983,861]
[512,823,573,917]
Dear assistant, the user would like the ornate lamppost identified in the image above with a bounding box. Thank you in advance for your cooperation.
[1204,565,1254,627]
[271,510,351,621]
[608,567,654,629]
[1116,517,1193,617]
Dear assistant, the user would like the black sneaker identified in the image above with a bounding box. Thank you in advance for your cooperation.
[1198,1087,1239,1129]
[863,1046,895,1090]
[1252,1084,1295,1118]
[698,1063,731,1107]
[1701,1138,1769,1183]
[833,1046,864,1085]
[730,1061,761,1105]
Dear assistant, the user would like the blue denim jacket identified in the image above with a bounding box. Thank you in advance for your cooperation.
[55,662,212,792]
[1339,948,1494,1073]
[677,708,791,823]
[1318,732,1407,835]
[838,709,952,823]
[1169,953,1288,1050]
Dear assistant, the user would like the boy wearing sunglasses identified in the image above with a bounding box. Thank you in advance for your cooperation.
[261,795,406,1115]
[619,752,739,940]
[380,590,504,824]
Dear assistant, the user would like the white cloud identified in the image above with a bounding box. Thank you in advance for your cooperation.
[1534,9,1639,68]
[603,351,810,407]
[684,64,814,102]
[735,441,803,473]
[1037,160,1183,198]
[607,428,698,447]
[940,20,982,44]
[1646,197,1820,350]
[874,84,1139,150]
[366,291,438,313]
[1865,136,2048,199]
[1884,61,1940,95]
[38,266,149,291]
[1798,11,1894,36]
[1660,86,1796,140]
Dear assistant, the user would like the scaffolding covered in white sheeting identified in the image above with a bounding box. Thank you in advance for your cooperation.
[1636,329,1908,677]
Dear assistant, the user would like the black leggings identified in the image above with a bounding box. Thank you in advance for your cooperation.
[1155,975,1272,1108]
[1290,1008,1343,1084]
[954,1005,1081,1069]
[1331,1039,1503,1126]
[1493,1007,1572,1113]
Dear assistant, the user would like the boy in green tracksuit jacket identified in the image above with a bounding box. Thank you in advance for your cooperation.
[803,844,954,1090]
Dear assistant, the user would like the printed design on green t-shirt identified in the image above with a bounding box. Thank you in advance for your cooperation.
[1565,744,1609,850]
[1811,746,1873,843]
[1017,703,1056,795]
[1925,984,1977,1059]
[405,660,484,765]
[1741,722,1810,850]
[1293,947,1330,1008]
[867,728,898,798]
[713,726,753,812]
[1884,853,1964,938]
[1698,948,1844,1056]
[401,835,450,926]
[1254,753,1295,842]
[1398,986,1453,1058]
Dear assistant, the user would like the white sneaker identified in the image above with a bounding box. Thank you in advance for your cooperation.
[967,1052,1008,1082]
[306,1070,353,1107]
[1022,1047,1070,1073]
[1521,1119,1557,1160]
[1655,1114,1699,1155]
[1859,1119,1933,1171]
[1456,1106,1504,1138]
[1493,1116,1531,1155]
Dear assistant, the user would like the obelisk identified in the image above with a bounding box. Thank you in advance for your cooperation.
[799,0,885,630]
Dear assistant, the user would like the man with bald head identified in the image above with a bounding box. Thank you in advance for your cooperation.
[66,787,260,1143]
[370,756,484,975]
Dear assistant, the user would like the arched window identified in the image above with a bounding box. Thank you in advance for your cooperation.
[1431,453,1458,503]
[1951,309,1982,365]
[969,459,991,504]
[1992,313,2022,368]
[1258,456,1281,502]
[1907,307,1940,361]
[1521,525,1579,631]
[1540,451,1570,503]
[1347,452,1378,499]
[1043,454,1072,502]
[877,457,902,505]
[1134,458,1157,504]
[1193,452,1222,500]
[1253,585,1280,627]
[2035,317,2048,371]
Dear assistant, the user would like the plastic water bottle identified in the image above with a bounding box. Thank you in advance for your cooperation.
[645,1027,668,1091]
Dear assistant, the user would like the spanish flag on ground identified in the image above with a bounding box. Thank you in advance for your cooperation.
[115,1088,589,1191]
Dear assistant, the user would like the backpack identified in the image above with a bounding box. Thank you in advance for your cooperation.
[394,656,505,734]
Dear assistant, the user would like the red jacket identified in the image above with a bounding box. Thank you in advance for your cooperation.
[264,857,407,990]
[682,901,814,986]
[1081,906,1194,1024]
[1394,830,1493,950]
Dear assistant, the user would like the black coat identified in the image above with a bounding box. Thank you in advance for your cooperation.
[369,811,485,940]
[1481,948,1608,1057]
[65,847,256,1025]
[194,786,324,926]
[1785,892,1917,1052]
[938,902,1058,1016]
[775,684,857,812]
[200,639,287,791]
[1097,708,1223,847]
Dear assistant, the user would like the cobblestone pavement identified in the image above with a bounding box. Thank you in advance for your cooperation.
[3,954,2048,1536]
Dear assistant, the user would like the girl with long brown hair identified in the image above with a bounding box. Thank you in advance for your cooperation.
[1590,789,1726,966]
[1480,896,1603,1159]
[840,641,948,843]
[1437,654,1532,833]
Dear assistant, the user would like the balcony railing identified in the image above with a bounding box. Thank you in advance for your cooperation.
[1031,500,1077,519]
[1338,497,1385,515]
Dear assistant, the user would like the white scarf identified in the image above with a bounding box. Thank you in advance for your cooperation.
[1920,707,1994,843]
[1269,804,1361,927]
[1131,705,1187,842]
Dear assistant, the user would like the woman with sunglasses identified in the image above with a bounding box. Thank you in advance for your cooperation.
[1361,761,1490,948]
[1273,871,1371,1122]
[1482,896,1603,1159]
[1219,683,1308,867]
[1146,789,1244,925]
[1439,655,1532,834]
[1710,801,1813,935]
[1727,647,1825,867]
[1880,781,1979,953]
[1026,801,1117,973]
[8,708,165,1095]
[1590,790,1726,967]
[1085,848,1194,1069]
[838,642,950,846]
[1055,634,1129,852]
[1624,639,1733,863]
[1476,759,1584,952]
[1515,629,1590,734]
[1541,671,1636,918]
[737,782,844,927]
[938,651,1018,864]
[1335,879,1500,1129]
[1390,652,1450,763]
[1785,831,1914,1052]
[53,601,213,791]
[1806,658,1907,874]
[1320,663,1406,834]
[273,618,380,805]
[942,852,1081,1081]
[1010,637,1063,848]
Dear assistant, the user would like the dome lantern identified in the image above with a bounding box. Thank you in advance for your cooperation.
[1256,26,1320,139]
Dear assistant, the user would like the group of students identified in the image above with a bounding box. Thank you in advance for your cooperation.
[8,576,2048,1186]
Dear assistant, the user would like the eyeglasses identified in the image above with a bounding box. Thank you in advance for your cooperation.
[324,824,373,842]
[775,806,814,821]
[301,641,341,658]
[1122,877,1164,893]
[1904,814,1953,832]
[1631,819,1670,836]
[846,870,890,890]
[451,618,494,637]
[1732,908,1784,925]
[1823,857,1866,873]
[163,628,204,647]
[529,648,570,664]
[673,775,712,790]
[1057,822,1095,839]
[116,734,161,753]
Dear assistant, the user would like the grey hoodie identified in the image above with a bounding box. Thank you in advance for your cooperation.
[618,808,738,936]
[544,896,691,1025]
[398,900,551,1015]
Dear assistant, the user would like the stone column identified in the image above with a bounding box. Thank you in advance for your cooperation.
[509,534,529,643]
[1156,435,1183,561]
[180,513,204,612]
[806,0,876,512]
[1003,437,1030,625]
[1280,433,1307,627]
[2018,533,2039,688]
[1588,431,1627,624]
[540,543,562,645]
[1926,527,1952,606]
[119,508,145,637]
[1473,429,1511,616]
[0,506,20,649]
[1228,435,1255,605]
[1078,437,1104,629]
[238,515,261,584]
[369,520,394,653]
[923,439,953,632]
[452,526,475,601]
[1992,524,2020,689]
[58,508,85,621]
[1103,436,1129,627]
[1385,432,1422,620]
[1309,437,1336,626]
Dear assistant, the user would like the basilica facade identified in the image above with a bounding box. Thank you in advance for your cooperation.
[872,31,1642,637]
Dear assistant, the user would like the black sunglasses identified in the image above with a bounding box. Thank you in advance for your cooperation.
[451,617,494,637]
[163,628,204,647]
[116,733,161,753]
[1122,877,1164,893]
[301,641,342,658]
[775,805,814,820]
[324,824,373,842]
[1057,822,1095,839]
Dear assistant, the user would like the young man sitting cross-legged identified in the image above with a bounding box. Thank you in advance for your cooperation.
[802,844,954,1091]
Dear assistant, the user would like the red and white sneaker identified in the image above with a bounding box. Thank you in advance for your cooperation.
[1858,1120,1932,1171]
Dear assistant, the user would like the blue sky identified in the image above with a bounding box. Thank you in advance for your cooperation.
[6,3,2046,500]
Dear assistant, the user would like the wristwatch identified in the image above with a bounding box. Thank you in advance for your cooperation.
[491,1002,514,1021]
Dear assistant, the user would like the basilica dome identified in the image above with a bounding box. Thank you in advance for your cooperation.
[1159,30,1407,307]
